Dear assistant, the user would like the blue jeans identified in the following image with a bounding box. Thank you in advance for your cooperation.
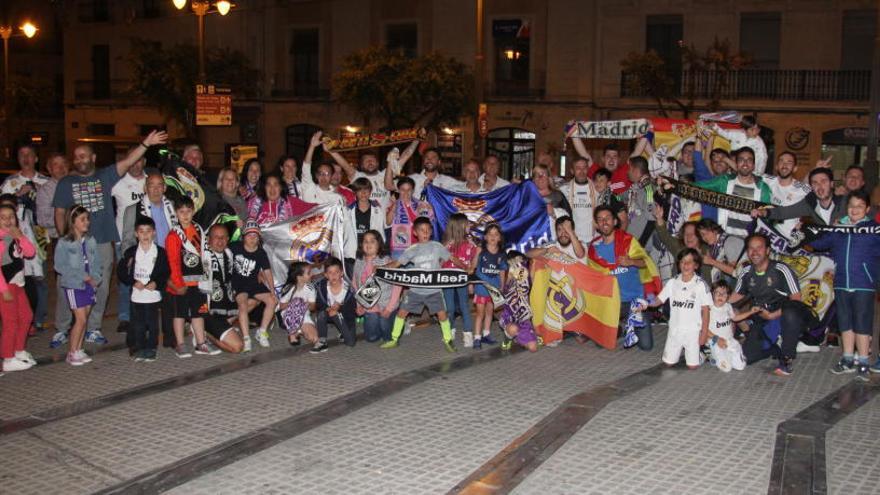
[443,286,473,333]
[363,312,394,342]
[115,243,131,322]
[621,300,653,351]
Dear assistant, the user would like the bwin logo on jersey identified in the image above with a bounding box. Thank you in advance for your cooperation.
[671,300,695,309]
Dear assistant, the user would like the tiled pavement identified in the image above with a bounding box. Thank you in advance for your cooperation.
[2,308,878,494]
[513,348,855,495]
[827,395,880,495]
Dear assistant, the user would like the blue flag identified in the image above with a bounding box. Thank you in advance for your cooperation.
[425,181,553,252]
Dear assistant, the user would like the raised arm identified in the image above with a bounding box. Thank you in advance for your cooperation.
[116,130,167,176]
[631,136,651,158]
[571,137,593,164]
[302,131,322,186]
[385,150,399,192]
[327,149,357,179]
[397,139,420,171]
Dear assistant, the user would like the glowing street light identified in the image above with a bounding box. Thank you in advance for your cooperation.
[170,1,236,81]
[20,22,37,39]
[216,1,232,16]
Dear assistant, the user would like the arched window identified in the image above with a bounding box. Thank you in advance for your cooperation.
[285,123,322,164]
[487,127,535,179]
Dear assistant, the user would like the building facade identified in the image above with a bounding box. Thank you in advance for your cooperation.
[62,0,878,179]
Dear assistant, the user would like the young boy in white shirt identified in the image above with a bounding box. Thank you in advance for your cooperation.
[647,248,712,369]
[117,217,169,361]
[706,280,748,372]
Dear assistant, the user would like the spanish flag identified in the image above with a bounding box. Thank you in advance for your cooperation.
[530,254,621,349]
[587,229,662,297]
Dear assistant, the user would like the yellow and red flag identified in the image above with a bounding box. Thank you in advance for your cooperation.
[530,254,621,349]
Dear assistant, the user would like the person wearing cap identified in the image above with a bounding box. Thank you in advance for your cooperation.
[230,220,277,351]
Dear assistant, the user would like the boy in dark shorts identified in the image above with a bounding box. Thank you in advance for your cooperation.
[202,224,245,353]
[380,216,456,352]
[165,197,219,358]
[231,221,277,351]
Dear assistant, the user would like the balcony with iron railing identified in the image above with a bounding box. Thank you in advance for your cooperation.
[620,69,871,101]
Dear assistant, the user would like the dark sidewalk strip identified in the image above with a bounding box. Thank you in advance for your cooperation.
[95,346,520,494]
[767,379,880,495]
[448,364,679,495]
[1,343,330,436]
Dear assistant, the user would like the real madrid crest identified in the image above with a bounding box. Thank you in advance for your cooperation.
[211,279,223,302]
[184,252,200,268]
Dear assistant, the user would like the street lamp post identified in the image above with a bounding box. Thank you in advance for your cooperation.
[172,0,234,83]
[0,21,38,157]
[473,0,485,158]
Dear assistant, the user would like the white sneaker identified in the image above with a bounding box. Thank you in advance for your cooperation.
[796,341,821,354]
[3,357,32,372]
[404,322,413,336]
[76,349,93,363]
[15,350,37,366]
[255,328,270,348]
[450,327,457,340]
[463,332,474,348]
[243,336,252,353]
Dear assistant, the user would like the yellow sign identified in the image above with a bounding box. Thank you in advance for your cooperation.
[230,144,258,173]
[196,84,232,126]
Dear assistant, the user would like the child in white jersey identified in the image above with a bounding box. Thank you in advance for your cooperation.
[646,248,711,369]
[706,280,747,372]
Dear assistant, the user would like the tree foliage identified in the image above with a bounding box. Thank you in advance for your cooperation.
[332,47,474,130]
[127,38,261,136]
[621,37,751,117]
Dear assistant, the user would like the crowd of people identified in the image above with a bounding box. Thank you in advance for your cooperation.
[1,117,879,381]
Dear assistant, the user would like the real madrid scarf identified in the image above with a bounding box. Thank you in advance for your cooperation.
[662,176,768,214]
[137,196,179,230]
[361,268,503,306]
[172,224,205,271]
[203,248,235,315]
[322,128,426,152]
[804,224,880,235]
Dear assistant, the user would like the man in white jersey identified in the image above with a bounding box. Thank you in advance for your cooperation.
[111,151,147,333]
[385,147,462,199]
[560,157,596,242]
[300,131,346,206]
[327,139,419,210]
[760,152,810,240]
[480,155,510,191]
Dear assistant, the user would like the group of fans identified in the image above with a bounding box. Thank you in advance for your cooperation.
[1,117,879,381]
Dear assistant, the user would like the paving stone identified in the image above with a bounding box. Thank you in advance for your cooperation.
[827,394,880,495]
[168,333,664,495]
[512,349,852,495]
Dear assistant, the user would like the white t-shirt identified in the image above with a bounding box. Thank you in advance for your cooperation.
[479,174,510,191]
[763,176,810,239]
[326,281,349,306]
[709,302,735,340]
[112,173,146,237]
[352,170,390,209]
[562,180,595,242]
[131,243,162,304]
[815,202,834,225]
[409,172,462,199]
[550,240,585,261]
[657,274,711,332]
[302,185,344,206]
